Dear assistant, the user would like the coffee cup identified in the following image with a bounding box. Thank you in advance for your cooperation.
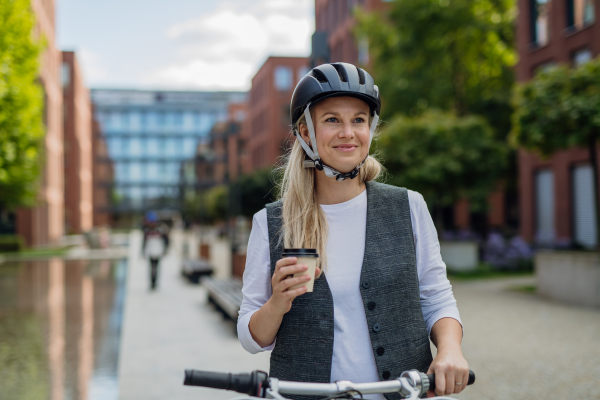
[281,248,319,293]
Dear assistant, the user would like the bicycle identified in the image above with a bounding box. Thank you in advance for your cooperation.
[183,368,475,400]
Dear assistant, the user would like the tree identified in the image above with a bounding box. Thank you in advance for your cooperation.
[510,59,600,248]
[379,110,507,228]
[236,168,278,218]
[356,0,516,127]
[0,0,45,209]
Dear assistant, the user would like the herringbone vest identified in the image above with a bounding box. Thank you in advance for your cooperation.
[265,181,433,400]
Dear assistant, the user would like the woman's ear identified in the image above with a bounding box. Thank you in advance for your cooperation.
[298,122,312,146]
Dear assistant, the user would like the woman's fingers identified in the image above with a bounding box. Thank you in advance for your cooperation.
[444,370,456,395]
[274,264,307,283]
[434,372,446,397]
[280,274,311,290]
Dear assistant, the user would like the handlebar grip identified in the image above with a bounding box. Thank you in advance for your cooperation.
[427,370,475,392]
[183,369,269,396]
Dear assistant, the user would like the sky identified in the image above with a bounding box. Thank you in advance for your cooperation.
[57,0,314,91]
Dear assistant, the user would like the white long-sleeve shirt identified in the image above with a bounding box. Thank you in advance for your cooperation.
[237,189,461,399]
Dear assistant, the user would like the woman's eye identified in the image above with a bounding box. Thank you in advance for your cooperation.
[325,117,338,123]
[353,117,366,123]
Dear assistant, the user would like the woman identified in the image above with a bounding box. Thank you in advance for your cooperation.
[238,63,468,399]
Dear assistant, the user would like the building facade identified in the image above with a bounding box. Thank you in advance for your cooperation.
[247,57,309,172]
[17,0,64,246]
[516,0,599,247]
[91,116,113,227]
[91,90,245,224]
[312,0,389,66]
[62,51,93,234]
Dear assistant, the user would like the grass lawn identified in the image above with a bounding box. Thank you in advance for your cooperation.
[447,262,534,281]
[0,246,71,257]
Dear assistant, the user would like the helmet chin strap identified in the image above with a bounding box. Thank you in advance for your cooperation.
[294,102,379,182]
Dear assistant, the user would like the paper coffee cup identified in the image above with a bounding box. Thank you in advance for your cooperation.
[282,248,319,293]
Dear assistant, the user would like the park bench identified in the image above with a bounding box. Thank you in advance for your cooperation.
[181,259,214,284]
[201,276,243,327]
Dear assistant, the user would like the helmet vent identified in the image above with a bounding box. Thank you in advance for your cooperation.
[331,63,348,82]
[311,69,329,84]
[357,68,366,85]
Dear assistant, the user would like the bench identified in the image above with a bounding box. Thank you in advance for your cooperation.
[202,277,243,326]
[181,259,214,284]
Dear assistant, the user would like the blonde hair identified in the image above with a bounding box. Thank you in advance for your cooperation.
[275,112,384,274]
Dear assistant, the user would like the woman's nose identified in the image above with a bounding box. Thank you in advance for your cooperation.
[339,122,354,138]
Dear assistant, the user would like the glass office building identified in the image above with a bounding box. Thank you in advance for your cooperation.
[92,89,246,215]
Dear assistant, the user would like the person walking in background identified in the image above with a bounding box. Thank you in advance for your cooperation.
[142,211,169,290]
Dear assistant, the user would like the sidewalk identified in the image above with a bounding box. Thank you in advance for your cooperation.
[118,230,269,400]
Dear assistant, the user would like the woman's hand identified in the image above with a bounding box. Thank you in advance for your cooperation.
[426,317,469,397]
[249,257,321,347]
[268,257,321,315]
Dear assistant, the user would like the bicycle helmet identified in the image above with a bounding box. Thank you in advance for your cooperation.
[290,62,381,181]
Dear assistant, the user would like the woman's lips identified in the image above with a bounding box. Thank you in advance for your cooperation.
[334,145,357,152]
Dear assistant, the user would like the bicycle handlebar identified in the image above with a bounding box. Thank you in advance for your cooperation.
[184,369,475,398]
[427,370,475,392]
[183,369,269,397]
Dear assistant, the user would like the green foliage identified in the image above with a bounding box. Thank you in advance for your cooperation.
[237,169,278,218]
[379,110,507,207]
[204,185,229,222]
[510,58,600,155]
[0,234,24,252]
[0,0,45,208]
[356,0,516,122]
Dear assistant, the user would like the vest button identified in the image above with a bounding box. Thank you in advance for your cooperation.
[367,301,376,310]
[373,323,381,332]
[377,346,385,356]
[362,281,370,289]
[382,371,391,380]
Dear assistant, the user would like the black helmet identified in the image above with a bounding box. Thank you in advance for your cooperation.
[290,62,381,126]
[289,63,381,182]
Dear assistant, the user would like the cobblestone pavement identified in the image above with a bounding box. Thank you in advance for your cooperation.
[450,277,600,400]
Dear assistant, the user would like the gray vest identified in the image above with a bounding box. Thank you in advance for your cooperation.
[265,181,433,400]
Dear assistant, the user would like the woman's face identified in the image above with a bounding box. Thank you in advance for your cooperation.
[299,96,371,173]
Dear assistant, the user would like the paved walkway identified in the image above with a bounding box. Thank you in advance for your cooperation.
[118,231,269,400]
[119,231,600,400]
[451,277,600,400]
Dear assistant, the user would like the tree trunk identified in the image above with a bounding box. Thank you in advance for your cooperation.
[588,129,600,251]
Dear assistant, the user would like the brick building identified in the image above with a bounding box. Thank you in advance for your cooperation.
[247,57,309,172]
[313,0,388,66]
[62,51,93,234]
[516,0,599,247]
[195,102,249,186]
[92,116,113,227]
[17,0,65,246]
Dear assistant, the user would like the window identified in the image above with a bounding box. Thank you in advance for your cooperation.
[567,0,595,29]
[274,66,293,91]
[121,112,130,131]
[147,163,160,182]
[535,169,555,245]
[130,163,143,182]
[573,48,593,66]
[358,37,369,65]
[572,165,597,248]
[183,138,197,157]
[531,0,550,46]
[108,138,122,157]
[61,63,71,88]
[130,138,143,156]
[146,138,160,156]
[165,139,177,156]
[297,66,310,83]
